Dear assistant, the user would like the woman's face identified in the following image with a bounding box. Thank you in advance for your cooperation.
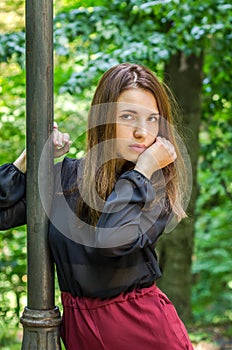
[115,88,160,163]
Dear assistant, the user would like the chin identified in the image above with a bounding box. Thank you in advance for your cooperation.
[116,152,138,164]
[123,156,138,164]
[116,156,137,165]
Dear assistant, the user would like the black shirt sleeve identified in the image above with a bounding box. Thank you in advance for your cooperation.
[96,170,171,256]
[0,158,75,231]
[0,163,26,230]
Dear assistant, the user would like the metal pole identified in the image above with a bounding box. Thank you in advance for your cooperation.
[20,0,62,348]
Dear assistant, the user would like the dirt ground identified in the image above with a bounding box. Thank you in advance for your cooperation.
[191,324,232,350]
[193,341,231,350]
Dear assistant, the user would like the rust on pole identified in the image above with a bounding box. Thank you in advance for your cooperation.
[20,0,62,348]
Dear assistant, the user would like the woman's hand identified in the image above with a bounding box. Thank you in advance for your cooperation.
[13,123,72,173]
[134,136,177,179]
[53,123,72,158]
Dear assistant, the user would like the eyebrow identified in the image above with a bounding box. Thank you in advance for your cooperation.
[120,109,160,116]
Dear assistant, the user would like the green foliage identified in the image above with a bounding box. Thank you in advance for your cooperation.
[192,91,232,324]
[53,0,231,96]
[0,227,26,324]
[2,0,232,95]
[191,21,232,321]
[0,319,22,348]
[0,32,25,67]
[0,63,26,161]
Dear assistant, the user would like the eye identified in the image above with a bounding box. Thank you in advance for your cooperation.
[147,114,159,122]
[120,114,134,121]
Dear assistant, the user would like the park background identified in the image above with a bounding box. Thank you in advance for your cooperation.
[0,0,232,349]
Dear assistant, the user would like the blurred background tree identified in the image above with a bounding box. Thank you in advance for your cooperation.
[0,0,232,347]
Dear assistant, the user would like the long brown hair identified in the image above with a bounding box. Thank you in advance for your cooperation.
[77,63,188,225]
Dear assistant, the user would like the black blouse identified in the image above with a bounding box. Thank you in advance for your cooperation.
[0,158,172,299]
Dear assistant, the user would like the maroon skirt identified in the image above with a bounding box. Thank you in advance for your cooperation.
[60,284,194,350]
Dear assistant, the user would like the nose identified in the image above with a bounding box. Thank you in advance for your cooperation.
[133,125,148,140]
[133,118,148,140]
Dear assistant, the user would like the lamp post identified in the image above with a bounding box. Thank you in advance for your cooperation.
[20,0,62,348]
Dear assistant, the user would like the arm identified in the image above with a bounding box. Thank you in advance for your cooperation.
[0,124,71,230]
[0,161,26,208]
[13,149,26,173]
[0,198,26,230]
[0,161,26,230]
[11,126,71,173]
[95,170,171,255]
[95,136,175,255]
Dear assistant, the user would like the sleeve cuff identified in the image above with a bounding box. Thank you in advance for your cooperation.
[118,170,155,206]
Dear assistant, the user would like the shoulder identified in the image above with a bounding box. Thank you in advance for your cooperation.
[62,157,80,173]
[54,157,82,192]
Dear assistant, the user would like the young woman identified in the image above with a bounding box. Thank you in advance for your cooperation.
[0,63,193,350]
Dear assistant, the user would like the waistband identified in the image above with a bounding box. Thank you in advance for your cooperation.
[61,283,159,310]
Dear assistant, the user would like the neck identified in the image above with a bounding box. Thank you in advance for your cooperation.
[115,159,134,176]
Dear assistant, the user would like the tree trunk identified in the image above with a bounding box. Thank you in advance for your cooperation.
[156,52,203,321]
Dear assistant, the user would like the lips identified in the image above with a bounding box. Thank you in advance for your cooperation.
[129,144,147,153]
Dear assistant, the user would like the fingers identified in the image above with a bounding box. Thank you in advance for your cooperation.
[53,129,70,147]
[135,136,177,178]
[156,136,177,160]
[54,144,71,158]
[53,123,72,158]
